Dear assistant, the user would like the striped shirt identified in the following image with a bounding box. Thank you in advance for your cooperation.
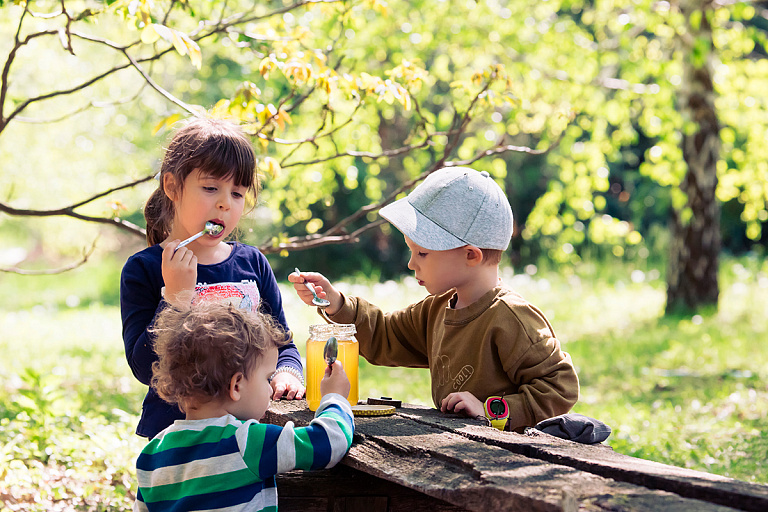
[134,394,354,512]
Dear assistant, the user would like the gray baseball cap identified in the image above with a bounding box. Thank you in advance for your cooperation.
[379,167,514,251]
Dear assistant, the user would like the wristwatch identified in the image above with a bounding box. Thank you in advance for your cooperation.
[484,396,509,431]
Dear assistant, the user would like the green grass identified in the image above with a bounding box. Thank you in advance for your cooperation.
[1,257,767,510]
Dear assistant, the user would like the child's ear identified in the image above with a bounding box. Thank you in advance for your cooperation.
[163,173,180,201]
[465,246,484,267]
[229,372,245,401]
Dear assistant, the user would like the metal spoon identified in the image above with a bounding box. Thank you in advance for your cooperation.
[324,336,338,367]
[294,267,331,307]
[176,221,224,250]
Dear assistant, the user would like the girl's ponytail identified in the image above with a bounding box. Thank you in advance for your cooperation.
[144,186,173,246]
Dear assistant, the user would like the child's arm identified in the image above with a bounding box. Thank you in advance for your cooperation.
[496,306,580,430]
[255,256,304,399]
[242,393,354,478]
[242,361,353,478]
[290,270,434,367]
[503,343,579,430]
[120,254,165,385]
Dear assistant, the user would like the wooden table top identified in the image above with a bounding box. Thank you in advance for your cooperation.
[265,400,768,512]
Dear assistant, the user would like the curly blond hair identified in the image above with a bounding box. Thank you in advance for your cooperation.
[150,301,289,413]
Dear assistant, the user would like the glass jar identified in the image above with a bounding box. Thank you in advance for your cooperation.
[306,323,359,411]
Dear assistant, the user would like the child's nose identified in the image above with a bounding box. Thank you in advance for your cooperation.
[217,194,231,210]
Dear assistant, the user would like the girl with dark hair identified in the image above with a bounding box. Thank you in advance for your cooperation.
[120,117,305,439]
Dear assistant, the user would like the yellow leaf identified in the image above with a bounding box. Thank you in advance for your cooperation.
[188,46,202,69]
[152,113,182,135]
[317,76,331,94]
[402,91,411,111]
[151,23,173,43]
[259,57,276,78]
[182,36,202,69]
[170,29,187,56]
[141,24,160,44]
[257,105,270,126]
[259,156,281,179]
[211,99,231,117]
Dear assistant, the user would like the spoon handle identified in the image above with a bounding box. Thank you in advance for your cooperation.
[177,230,205,250]
[295,268,318,294]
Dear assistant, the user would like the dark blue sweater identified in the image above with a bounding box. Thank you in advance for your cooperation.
[120,242,302,438]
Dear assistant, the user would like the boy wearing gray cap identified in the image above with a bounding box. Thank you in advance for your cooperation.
[290,167,579,431]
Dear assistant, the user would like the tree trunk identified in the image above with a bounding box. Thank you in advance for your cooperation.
[666,1,721,314]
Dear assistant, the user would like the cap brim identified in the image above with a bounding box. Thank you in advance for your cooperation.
[380,197,467,251]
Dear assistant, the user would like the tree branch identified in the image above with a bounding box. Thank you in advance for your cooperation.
[0,174,154,237]
[0,239,97,275]
[259,219,387,254]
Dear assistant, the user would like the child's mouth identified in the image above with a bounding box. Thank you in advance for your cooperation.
[206,221,225,238]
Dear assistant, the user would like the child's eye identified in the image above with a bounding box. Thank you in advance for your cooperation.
[232,191,244,199]
[203,186,217,192]
[418,252,427,257]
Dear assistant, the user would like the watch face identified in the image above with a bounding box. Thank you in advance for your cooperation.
[488,398,507,417]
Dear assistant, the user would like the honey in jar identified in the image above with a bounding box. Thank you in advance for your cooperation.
[306,323,359,411]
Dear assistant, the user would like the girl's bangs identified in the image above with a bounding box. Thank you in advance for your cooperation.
[197,136,256,190]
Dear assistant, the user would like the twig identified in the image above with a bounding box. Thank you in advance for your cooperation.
[0,239,98,275]
[0,174,155,237]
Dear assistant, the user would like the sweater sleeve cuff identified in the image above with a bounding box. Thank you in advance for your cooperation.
[504,394,533,432]
[316,393,354,415]
[323,292,357,324]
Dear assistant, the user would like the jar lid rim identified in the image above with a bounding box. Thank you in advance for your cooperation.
[309,323,357,334]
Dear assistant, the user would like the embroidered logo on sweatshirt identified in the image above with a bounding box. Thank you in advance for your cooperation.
[436,355,474,391]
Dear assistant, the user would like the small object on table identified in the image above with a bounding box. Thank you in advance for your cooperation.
[352,405,396,417]
[367,396,402,408]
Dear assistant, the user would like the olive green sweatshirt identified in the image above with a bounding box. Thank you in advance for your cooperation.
[327,284,579,431]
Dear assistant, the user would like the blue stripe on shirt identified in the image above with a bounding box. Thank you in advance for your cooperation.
[306,421,333,469]
[142,476,276,512]
[137,434,239,471]
[257,423,283,477]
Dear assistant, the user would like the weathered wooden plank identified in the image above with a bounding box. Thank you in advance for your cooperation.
[266,401,748,512]
[390,404,768,512]
[344,414,737,512]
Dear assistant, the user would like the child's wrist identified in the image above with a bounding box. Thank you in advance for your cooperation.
[271,366,305,386]
[327,293,344,315]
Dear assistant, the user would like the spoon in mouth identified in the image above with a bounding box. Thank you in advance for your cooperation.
[324,336,338,368]
[294,268,331,308]
[176,221,224,250]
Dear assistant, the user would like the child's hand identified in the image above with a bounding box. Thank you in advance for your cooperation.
[161,240,198,307]
[440,391,484,419]
[320,361,351,399]
[288,270,343,315]
[270,371,306,401]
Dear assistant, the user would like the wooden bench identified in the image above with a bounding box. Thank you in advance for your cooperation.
[266,400,768,512]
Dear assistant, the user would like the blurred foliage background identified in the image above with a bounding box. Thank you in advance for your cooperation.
[2,0,768,508]
[2,0,767,293]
